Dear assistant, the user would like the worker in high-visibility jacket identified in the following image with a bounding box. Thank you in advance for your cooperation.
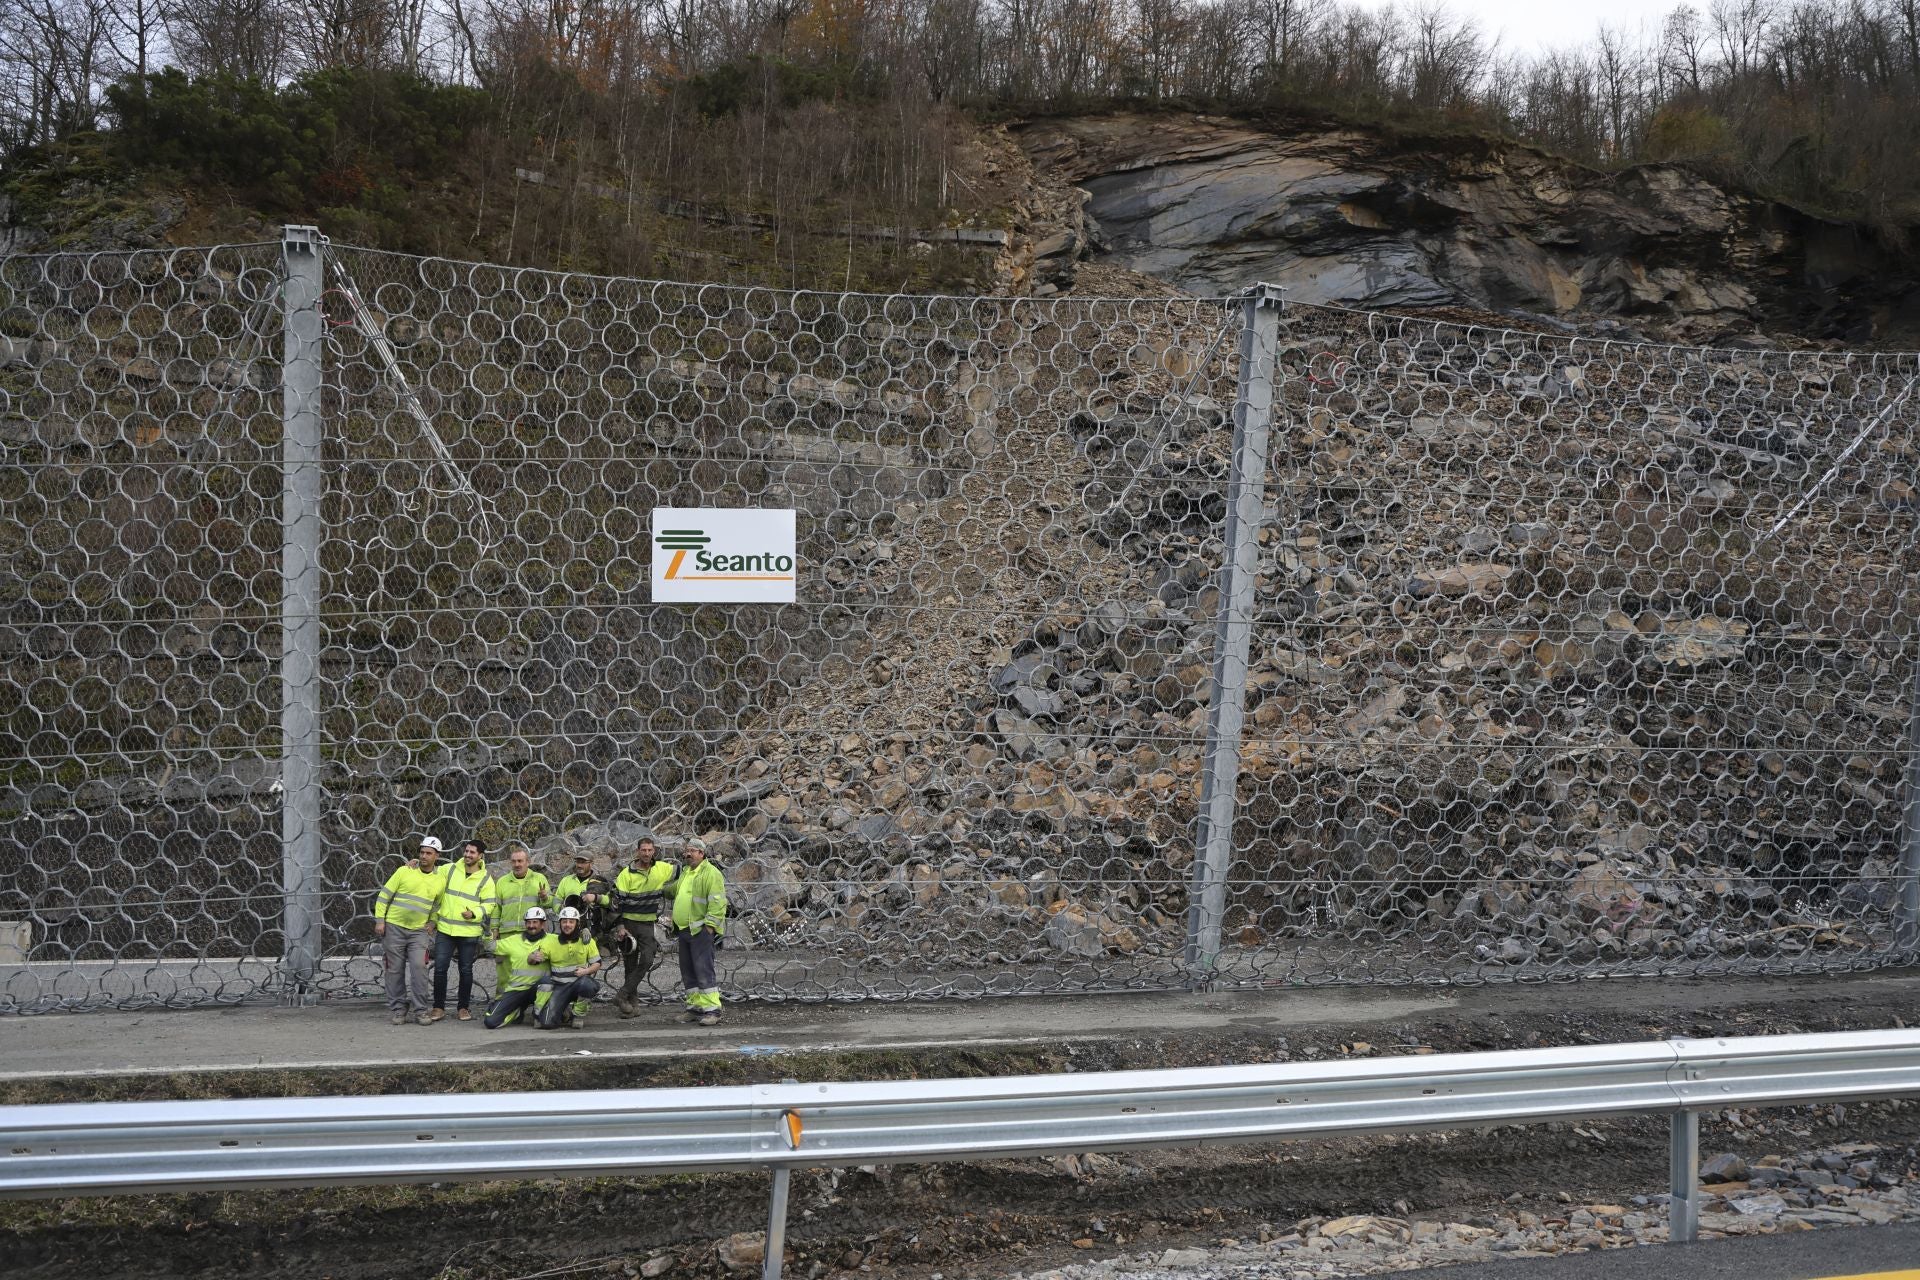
[374,835,449,1026]
[609,835,678,1018]
[534,906,603,1030]
[490,843,552,996]
[483,906,551,1029]
[554,851,606,917]
[670,837,726,1026]
[494,843,551,939]
[431,839,498,1022]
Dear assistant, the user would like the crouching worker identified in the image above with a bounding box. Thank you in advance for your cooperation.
[535,906,603,1030]
[483,906,550,1029]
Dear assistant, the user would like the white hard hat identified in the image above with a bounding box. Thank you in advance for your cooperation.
[418,836,443,852]
[557,906,582,922]
[524,906,548,922]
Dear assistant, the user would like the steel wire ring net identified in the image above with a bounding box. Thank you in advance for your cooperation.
[2,240,1917,1012]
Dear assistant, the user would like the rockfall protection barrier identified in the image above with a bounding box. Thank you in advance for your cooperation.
[3,228,1919,1011]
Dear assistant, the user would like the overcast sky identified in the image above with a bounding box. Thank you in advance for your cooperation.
[1351,0,1686,55]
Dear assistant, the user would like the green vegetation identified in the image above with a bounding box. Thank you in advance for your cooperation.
[104,67,483,222]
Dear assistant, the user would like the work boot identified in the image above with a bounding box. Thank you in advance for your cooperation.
[413,1012,434,1026]
[614,993,637,1017]
[572,1013,588,1030]
[679,1008,701,1024]
[429,1008,445,1022]
[389,1011,406,1025]
[697,1011,721,1027]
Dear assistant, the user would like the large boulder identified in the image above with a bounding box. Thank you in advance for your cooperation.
[531,819,652,870]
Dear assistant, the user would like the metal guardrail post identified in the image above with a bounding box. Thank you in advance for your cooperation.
[1668,1109,1699,1243]
[1899,658,1920,952]
[280,226,327,991]
[1186,285,1283,981]
[762,1165,792,1280]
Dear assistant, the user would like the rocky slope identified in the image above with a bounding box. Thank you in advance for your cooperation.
[1013,113,1920,346]
[8,111,1920,1003]
[670,304,1920,987]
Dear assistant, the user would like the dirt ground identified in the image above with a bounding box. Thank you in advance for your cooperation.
[5,974,1920,1280]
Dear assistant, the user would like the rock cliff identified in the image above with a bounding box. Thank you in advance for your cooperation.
[1016,113,1920,345]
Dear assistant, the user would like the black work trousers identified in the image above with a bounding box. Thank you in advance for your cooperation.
[618,921,661,996]
[536,976,600,1029]
[483,986,538,1029]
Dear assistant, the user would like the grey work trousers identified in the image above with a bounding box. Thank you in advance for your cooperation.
[382,923,432,1014]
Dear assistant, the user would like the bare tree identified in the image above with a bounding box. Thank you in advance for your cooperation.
[106,0,168,83]
[1660,4,1710,94]
[913,0,984,100]
[0,0,117,142]
[288,0,399,68]
[1403,2,1486,113]
[1594,22,1643,157]
[164,0,290,78]
[1709,0,1776,78]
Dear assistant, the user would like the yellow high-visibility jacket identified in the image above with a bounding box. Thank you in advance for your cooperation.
[435,862,498,938]
[612,861,679,924]
[490,933,551,993]
[671,861,726,935]
[494,870,551,937]
[374,864,447,931]
[543,933,601,980]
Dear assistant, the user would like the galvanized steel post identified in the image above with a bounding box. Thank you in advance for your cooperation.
[762,1165,792,1280]
[1186,285,1283,981]
[1899,657,1920,953]
[280,226,326,990]
[1668,1110,1699,1244]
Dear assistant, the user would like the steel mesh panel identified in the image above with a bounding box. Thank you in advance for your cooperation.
[1218,303,1920,986]
[307,247,1240,1002]
[2,236,1917,1013]
[0,245,290,1010]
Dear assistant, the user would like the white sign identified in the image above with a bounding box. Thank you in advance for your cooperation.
[651,508,798,603]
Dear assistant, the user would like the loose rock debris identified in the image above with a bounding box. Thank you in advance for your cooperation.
[1012,1140,1920,1280]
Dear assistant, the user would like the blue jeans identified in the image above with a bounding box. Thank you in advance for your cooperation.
[432,933,481,1011]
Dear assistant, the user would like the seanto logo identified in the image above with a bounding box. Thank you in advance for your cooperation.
[651,508,798,603]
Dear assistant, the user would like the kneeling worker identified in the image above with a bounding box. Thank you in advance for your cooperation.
[483,906,551,1029]
[535,906,603,1030]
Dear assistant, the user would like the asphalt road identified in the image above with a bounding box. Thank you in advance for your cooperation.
[8,969,1920,1080]
[1408,1223,1920,1279]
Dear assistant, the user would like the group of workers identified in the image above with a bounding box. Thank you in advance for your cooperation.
[372,832,729,1029]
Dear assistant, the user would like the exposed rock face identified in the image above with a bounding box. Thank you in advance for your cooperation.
[1019,113,1919,344]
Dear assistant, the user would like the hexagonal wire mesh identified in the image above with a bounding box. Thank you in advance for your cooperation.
[0,243,290,1010]
[309,245,1241,1005]
[1,235,1917,1013]
[1220,304,1920,986]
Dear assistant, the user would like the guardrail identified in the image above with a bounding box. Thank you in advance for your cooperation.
[6,1030,1920,1278]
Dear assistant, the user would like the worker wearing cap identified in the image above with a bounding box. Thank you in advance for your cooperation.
[609,835,678,1017]
[670,837,727,1026]
[374,836,450,1026]
[430,838,498,1022]
[534,906,603,1030]
[554,852,608,925]
[494,843,551,940]
[483,905,551,1029]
